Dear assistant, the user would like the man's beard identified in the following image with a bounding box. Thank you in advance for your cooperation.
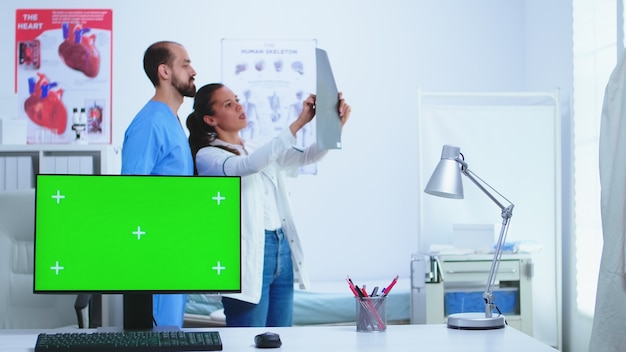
[173,76,196,97]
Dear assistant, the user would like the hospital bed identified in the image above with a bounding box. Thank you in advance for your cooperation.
[184,279,410,327]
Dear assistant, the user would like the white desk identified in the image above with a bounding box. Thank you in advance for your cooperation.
[0,324,557,351]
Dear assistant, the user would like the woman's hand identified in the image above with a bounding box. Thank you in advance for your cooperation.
[289,93,316,136]
[338,92,351,128]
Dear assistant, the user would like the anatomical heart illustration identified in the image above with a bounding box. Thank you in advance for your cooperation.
[15,9,112,144]
[23,72,68,135]
[18,40,40,69]
[58,23,100,78]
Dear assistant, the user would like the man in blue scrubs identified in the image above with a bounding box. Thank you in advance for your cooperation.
[121,41,197,327]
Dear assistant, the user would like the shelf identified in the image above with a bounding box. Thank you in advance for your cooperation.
[0,145,110,191]
[413,253,533,336]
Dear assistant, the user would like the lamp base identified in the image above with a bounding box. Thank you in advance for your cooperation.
[446,312,506,330]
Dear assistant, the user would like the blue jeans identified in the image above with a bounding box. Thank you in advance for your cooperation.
[222,228,294,327]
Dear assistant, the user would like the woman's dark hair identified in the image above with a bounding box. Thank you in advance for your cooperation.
[187,83,239,174]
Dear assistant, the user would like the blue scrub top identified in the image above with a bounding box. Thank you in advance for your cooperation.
[122,100,193,176]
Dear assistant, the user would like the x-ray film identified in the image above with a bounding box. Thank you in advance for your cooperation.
[315,48,342,149]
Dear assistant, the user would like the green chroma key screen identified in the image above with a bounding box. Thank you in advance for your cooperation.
[34,174,241,293]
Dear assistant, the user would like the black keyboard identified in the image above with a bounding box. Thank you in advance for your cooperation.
[35,330,222,351]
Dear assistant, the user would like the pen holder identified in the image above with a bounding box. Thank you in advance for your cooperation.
[355,296,387,332]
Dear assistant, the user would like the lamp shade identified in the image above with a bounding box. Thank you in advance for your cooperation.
[424,145,464,199]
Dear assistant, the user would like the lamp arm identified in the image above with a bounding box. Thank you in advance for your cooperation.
[483,208,513,317]
[458,162,507,211]
[457,161,515,318]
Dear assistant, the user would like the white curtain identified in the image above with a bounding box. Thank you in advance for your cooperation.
[590,48,626,352]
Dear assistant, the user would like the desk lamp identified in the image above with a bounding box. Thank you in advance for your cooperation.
[424,144,514,330]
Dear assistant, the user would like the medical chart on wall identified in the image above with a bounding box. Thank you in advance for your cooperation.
[221,39,317,174]
[15,9,112,144]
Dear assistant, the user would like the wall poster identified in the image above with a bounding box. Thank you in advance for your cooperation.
[15,9,112,144]
[221,39,317,174]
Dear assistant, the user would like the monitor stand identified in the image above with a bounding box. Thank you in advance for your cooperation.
[96,294,179,333]
[123,293,153,330]
[120,293,179,331]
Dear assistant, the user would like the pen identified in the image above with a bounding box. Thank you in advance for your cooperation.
[370,286,379,297]
[382,275,399,297]
[347,276,357,290]
[346,277,359,297]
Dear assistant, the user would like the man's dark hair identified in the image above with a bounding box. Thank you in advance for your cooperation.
[143,41,181,87]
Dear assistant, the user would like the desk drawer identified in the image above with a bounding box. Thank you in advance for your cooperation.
[442,260,520,282]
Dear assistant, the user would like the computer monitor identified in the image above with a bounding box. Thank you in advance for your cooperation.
[33,174,242,330]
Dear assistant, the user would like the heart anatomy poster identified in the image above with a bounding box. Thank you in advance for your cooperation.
[15,9,112,144]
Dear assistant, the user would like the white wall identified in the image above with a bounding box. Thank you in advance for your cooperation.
[0,0,577,349]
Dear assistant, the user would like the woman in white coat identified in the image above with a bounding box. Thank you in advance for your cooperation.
[186,83,350,327]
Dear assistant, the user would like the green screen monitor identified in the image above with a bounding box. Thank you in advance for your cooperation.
[33,174,241,329]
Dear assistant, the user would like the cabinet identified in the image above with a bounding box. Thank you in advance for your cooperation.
[0,145,112,190]
[420,253,533,336]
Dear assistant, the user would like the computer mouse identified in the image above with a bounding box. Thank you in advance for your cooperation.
[254,332,282,348]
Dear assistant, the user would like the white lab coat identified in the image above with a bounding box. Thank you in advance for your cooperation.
[590,48,626,352]
[195,130,328,304]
